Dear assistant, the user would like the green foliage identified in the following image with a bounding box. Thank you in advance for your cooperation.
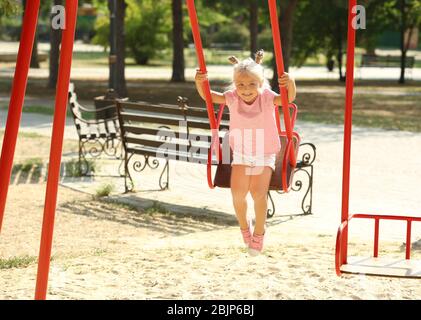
[95,183,115,197]
[0,0,20,17]
[210,22,249,48]
[20,158,43,173]
[0,255,37,269]
[125,0,171,65]
[92,9,109,50]
[64,159,96,177]
[144,201,170,214]
[291,0,348,68]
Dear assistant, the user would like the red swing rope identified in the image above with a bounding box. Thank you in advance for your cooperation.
[187,0,297,191]
[186,0,221,188]
[268,0,297,192]
[186,0,221,189]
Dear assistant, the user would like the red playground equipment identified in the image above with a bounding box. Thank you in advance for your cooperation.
[186,0,299,193]
[335,0,421,278]
[0,0,79,299]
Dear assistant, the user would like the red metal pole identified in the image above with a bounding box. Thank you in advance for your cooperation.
[267,0,296,168]
[186,0,219,166]
[0,0,41,233]
[374,219,379,258]
[34,0,78,300]
[341,0,357,265]
[406,221,411,260]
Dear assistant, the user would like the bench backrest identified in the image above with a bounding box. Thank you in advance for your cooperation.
[117,97,300,165]
[361,54,415,68]
[68,83,120,138]
[116,98,229,164]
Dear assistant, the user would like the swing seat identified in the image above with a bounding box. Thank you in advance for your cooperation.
[213,132,300,190]
[336,214,421,278]
[340,256,421,278]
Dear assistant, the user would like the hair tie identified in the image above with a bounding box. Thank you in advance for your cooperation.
[255,50,264,64]
[228,56,239,65]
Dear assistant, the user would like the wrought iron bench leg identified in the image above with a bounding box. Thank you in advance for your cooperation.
[124,154,170,192]
[267,192,275,218]
[296,165,313,215]
[159,159,170,190]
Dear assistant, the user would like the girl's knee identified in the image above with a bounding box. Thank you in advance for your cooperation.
[250,188,267,201]
[231,188,248,201]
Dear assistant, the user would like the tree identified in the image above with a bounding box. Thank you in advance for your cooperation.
[22,0,40,68]
[249,0,259,56]
[115,0,127,96]
[269,0,299,89]
[398,0,421,83]
[291,0,348,81]
[171,0,185,82]
[0,0,19,18]
[48,0,62,89]
[125,0,171,65]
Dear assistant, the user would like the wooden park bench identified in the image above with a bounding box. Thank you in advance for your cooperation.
[360,54,416,79]
[68,83,126,175]
[116,97,316,217]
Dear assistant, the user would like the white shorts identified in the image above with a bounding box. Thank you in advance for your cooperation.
[231,152,277,172]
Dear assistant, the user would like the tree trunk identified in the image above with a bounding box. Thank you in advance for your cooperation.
[48,0,62,89]
[337,18,345,82]
[22,0,39,68]
[115,0,128,97]
[249,0,258,57]
[399,0,406,84]
[271,0,298,90]
[171,0,185,82]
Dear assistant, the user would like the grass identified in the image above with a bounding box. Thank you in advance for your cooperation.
[20,158,43,173]
[144,201,170,215]
[101,199,141,212]
[0,129,44,139]
[1,65,420,133]
[0,255,37,269]
[0,104,76,118]
[64,158,97,177]
[11,158,44,182]
[95,183,115,198]
[294,83,421,132]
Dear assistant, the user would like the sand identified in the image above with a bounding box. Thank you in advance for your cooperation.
[0,183,420,300]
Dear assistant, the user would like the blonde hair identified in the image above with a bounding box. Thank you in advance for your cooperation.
[227,50,270,91]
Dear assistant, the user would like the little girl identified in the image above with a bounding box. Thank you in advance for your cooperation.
[195,50,296,256]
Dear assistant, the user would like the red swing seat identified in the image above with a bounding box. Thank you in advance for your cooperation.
[212,132,301,190]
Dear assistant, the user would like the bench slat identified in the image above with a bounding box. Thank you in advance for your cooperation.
[120,111,229,131]
[125,136,211,149]
[126,145,216,164]
[361,55,415,68]
[118,101,230,121]
[123,125,225,143]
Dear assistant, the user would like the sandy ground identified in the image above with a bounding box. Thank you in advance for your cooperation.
[0,182,420,300]
[1,115,421,300]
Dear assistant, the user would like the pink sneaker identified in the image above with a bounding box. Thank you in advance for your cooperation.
[240,225,252,246]
[248,233,265,256]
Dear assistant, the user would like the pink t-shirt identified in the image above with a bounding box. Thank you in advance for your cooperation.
[224,87,281,156]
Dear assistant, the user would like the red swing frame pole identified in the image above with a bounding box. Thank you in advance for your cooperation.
[268,0,296,167]
[340,0,357,267]
[185,1,218,134]
[35,0,78,300]
[0,0,41,233]
[186,0,220,188]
